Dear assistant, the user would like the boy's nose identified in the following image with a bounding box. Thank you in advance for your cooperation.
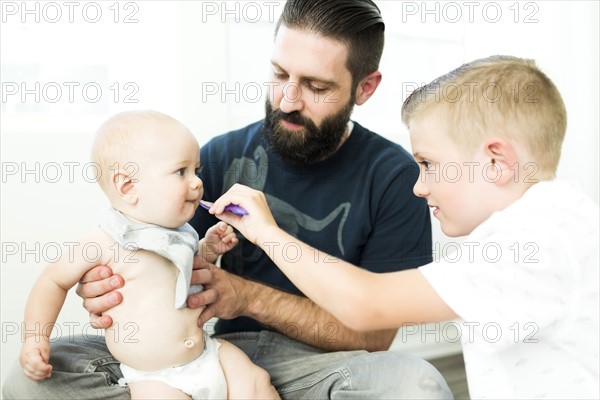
[413,175,429,198]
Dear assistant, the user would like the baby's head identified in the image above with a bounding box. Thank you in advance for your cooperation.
[402,55,567,179]
[92,110,203,228]
[401,56,567,237]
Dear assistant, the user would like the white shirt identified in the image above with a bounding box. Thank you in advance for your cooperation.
[420,180,599,399]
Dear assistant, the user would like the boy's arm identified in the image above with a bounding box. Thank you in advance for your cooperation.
[254,228,456,332]
[210,185,458,331]
[20,230,109,380]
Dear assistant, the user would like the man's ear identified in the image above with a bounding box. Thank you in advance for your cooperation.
[112,172,138,204]
[354,71,382,106]
[482,137,519,185]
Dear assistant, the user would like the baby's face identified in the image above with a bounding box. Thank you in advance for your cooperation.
[128,123,203,228]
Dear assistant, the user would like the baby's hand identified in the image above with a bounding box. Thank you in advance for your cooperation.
[20,337,52,381]
[201,221,238,262]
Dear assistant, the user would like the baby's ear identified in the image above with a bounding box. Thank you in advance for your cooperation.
[483,137,519,185]
[112,172,138,204]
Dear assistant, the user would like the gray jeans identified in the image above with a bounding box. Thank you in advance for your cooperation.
[2,331,453,399]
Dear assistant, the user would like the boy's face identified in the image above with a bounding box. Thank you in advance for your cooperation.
[128,122,203,228]
[264,25,355,164]
[409,113,499,237]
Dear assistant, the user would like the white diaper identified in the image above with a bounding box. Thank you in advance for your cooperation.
[118,334,227,399]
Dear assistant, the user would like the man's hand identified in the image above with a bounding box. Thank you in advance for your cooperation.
[75,266,124,329]
[187,255,253,327]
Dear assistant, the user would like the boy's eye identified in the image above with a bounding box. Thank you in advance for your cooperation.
[176,168,186,176]
[195,167,202,177]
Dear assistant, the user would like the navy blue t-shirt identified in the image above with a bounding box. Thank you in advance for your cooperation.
[190,120,432,334]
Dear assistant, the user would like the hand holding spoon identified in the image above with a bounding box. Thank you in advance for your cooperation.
[199,200,248,216]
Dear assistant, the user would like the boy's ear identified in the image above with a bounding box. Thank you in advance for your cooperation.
[482,137,519,185]
[354,71,382,106]
[112,172,138,204]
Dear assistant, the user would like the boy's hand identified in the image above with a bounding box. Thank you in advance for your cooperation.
[20,337,52,381]
[75,266,124,328]
[208,184,278,245]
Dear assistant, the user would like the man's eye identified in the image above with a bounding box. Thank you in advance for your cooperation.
[309,83,328,93]
[420,160,431,171]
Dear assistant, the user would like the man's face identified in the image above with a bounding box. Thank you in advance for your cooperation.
[263,25,356,165]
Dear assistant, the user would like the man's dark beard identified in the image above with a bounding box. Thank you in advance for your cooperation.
[263,99,354,165]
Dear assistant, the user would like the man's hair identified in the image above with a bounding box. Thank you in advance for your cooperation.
[276,0,385,87]
[401,55,567,178]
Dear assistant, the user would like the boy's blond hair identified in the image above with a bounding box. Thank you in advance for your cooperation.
[401,55,567,179]
[91,110,190,194]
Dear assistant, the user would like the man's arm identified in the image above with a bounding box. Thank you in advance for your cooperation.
[246,278,398,351]
[188,262,397,351]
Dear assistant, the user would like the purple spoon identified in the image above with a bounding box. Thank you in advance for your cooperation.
[199,200,248,216]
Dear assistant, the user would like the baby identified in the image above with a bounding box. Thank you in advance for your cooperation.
[19,110,279,399]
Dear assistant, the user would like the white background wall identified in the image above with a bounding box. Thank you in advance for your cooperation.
[1,0,598,390]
